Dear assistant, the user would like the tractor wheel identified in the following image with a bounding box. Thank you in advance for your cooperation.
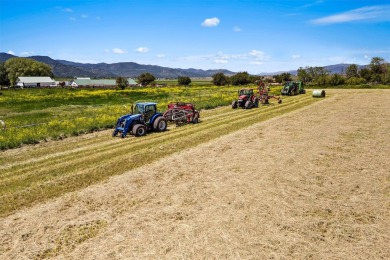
[253,97,259,108]
[112,130,118,137]
[153,117,167,132]
[133,124,147,137]
[232,100,238,109]
[278,99,282,104]
[245,100,253,109]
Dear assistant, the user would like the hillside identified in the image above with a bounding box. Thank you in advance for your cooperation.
[1,52,368,78]
[258,64,367,76]
[0,53,235,78]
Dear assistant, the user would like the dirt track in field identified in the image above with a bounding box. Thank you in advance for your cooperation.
[1,89,389,259]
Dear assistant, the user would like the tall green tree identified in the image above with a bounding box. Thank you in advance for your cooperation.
[116,77,128,90]
[359,67,372,82]
[137,72,156,86]
[212,72,229,86]
[273,73,292,83]
[230,71,250,85]
[178,76,191,86]
[297,67,312,84]
[5,57,53,87]
[370,57,386,75]
[328,73,345,86]
[0,62,10,86]
[345,64,359,79]
[369,57,388,84]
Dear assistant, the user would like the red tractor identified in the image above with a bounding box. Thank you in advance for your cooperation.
[232,88,259,109]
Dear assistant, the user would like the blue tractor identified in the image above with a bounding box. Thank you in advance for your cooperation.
[112,102,168,138]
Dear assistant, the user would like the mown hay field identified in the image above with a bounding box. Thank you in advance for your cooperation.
[0,89,389,259]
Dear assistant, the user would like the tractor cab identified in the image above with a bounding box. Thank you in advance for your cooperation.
[133,102,157,123]
[238,88,254,99]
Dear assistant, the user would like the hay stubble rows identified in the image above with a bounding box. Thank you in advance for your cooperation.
[0,89,389,259]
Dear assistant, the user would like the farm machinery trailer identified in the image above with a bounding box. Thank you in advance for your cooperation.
[113,102,167,138]
[163,102,200,126]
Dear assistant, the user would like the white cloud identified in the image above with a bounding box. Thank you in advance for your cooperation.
[292,54,301,59]
[112,48,127,54]
[250,61,263,65]
[96,16,101,20]
[233,26,241,32]
[81,14,88,18]
[311,5,390,25]
[136,47,149,53]
[69,17,76,21]
[201,17,220,27]
[157,54,166,58]
[214,59,228,64]
[301,0,323,9]
[63,8,73,13]
[364,55,370,59]
[249,50,266,60]
[7,50,15,55]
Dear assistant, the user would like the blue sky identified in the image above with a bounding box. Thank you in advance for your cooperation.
[1,0,389,74]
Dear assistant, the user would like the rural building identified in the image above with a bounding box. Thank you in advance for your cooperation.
[71,78,116,88]
[71,77,138,87]
[16,77,56,88]
[127,78,137,86]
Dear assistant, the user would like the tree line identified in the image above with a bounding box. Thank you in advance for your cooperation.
[0,58,193,88]
[1,56,389,88]
[211,57,390,86]
[296,57,390,86]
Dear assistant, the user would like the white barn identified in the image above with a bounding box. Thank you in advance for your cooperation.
[16,77,56,88]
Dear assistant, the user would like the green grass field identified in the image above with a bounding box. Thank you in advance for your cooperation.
[0,85,283,150]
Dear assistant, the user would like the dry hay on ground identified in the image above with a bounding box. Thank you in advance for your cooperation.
[0,89,389,259]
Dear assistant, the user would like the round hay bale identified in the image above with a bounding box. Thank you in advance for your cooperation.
[312,89,326,98]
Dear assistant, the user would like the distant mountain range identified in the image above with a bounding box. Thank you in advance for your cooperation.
[0,52,367,78]
[0,53,235,78]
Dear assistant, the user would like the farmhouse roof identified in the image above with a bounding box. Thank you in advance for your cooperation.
[72,78,116,86]
[17,76,55,83]
[127,78,137,85]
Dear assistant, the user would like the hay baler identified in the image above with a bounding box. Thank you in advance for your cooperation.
[281,81,306,96]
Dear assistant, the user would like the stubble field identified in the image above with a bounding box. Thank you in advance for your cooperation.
[0,89,389,259]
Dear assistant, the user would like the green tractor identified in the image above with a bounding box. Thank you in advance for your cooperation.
[281,81,306,96]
